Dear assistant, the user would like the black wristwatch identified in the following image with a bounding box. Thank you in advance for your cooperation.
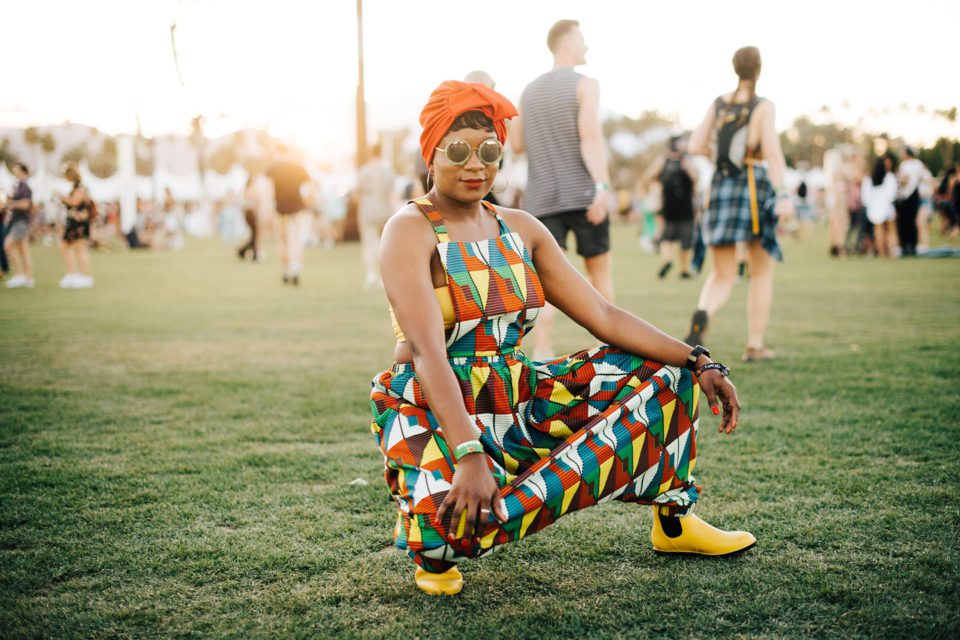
[685,345,710,371]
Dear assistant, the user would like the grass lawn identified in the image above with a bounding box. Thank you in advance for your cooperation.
[1,223,958,639]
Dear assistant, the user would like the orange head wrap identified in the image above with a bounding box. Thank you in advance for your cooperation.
[419,80,518,168]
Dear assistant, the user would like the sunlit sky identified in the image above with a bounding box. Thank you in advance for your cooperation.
[3,0,957,159]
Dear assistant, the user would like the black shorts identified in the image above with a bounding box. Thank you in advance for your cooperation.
[660,219,694,250]
[540,209,610,258]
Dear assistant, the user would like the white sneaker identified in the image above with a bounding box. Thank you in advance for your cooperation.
[22,277,35,288]
[74,275,94,289]
[5,275,26,288]
[60,274,77,289]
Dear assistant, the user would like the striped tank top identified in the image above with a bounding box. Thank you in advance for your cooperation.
[519,67,596,218]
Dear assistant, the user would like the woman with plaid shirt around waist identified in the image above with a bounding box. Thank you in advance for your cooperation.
[684,47,795,362]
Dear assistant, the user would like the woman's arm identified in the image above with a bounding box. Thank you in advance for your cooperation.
[511,210,740,431]
[758,101,794,218]
[61,186,87,207]
[379,208,507,543]
[687,103,715,158]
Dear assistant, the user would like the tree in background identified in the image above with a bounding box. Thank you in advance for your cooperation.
[918,138,960,177]
[602,111,675,189]
[89,137,117,179]
[60,142,87,167]
[209,140,238,175]
[0,138,21,170]
[136,135,155,177]
[39,132,56,173]
[22,127,41,171]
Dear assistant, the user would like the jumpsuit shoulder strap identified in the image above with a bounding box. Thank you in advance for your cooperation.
[480,200,511,235]
[410,197,449,243]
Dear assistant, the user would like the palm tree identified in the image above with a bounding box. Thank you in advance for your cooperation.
[40,132,56,173]
[23,127,41,172]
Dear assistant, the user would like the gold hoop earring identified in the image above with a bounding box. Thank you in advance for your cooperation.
[492,173,509,195]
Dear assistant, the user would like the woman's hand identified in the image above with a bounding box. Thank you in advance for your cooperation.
[435,454,506,549]
[698,370,741,434]
[775,197,795,219]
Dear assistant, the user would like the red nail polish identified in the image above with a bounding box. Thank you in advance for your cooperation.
[712,407,720,415]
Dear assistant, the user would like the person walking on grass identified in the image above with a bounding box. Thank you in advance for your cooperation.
[357,143,397,289]
[266,144,312,286]
[237,175,261,261]
[4,162,35,288]
[512,19,614,360]
[862,156,899,258]
[371,80,754,598]
[895,147,924,256]
[682,46,794,362]
[58,162,95,289]
[644,135,698,279]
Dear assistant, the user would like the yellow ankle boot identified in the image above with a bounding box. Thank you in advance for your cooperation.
[414,566,463,596]
[651,508,756,556]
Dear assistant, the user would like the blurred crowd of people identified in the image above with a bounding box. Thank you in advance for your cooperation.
[2,119,957,293]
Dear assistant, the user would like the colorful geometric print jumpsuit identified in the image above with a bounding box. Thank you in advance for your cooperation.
[370,198,701,573]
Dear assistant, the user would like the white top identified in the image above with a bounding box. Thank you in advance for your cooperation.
[356,158,396,224]
[898,158,924,199]
[862,173,898,224]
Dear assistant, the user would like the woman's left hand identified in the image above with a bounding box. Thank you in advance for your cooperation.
[775,198,795,219]
[698,370,741,434]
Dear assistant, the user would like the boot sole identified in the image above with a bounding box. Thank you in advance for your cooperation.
[653,540,756,557]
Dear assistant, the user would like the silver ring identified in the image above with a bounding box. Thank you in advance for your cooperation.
[479,508,491,514]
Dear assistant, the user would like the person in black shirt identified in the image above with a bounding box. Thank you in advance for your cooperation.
[57,162,95,288]
[644,135,698,279]
[3,162,35,287]
[266,144,313,286]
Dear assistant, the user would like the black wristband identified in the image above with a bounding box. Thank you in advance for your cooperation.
[696,362,730,377]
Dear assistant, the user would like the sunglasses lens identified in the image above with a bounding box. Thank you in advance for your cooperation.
[444,140,471,164]
[478,139,503,165]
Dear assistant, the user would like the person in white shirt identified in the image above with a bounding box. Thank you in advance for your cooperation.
[862,156,898,257]
[356,143,397,289]
[896,147,925,256]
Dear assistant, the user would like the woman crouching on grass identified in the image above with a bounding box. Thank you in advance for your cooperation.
[369,81,755,597]
[58,162,95,289]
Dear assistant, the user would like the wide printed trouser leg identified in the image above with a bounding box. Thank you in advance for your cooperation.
[372,349,700,574]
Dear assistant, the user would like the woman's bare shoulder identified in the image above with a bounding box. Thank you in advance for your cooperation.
[383,202,432,237]
[494,205,540,229]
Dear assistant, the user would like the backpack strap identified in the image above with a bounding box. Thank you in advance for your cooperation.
[411,197,449,243]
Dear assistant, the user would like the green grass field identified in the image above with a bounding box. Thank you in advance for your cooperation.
[1,224,958,639]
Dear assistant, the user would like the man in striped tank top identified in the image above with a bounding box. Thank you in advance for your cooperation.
[512,19,614,359]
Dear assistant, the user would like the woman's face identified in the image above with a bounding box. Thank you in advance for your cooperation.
[431,127,498,204]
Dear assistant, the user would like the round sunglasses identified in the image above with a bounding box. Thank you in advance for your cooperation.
[435,138,503,166]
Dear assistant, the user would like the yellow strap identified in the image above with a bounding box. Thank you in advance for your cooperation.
[746,161,760,235]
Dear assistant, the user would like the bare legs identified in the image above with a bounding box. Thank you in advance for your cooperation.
[4,237,33,280]
[696,245,738,315]
[60,240,78,275]
[873,221,897,257]
[59,239,93,287]
[531,251,614,360]
[360,221,382,288]
[275,211,305,281]
[691,240,775,351]
[745,241,774,350]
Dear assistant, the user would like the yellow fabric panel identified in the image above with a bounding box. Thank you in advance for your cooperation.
[391,286,455,342]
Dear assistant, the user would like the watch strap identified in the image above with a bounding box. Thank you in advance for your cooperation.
[686,345,710,370]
